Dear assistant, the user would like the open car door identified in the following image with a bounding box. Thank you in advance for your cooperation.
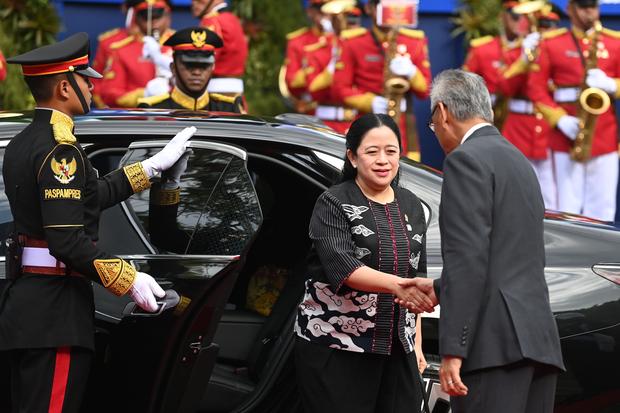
[90,139,262,413]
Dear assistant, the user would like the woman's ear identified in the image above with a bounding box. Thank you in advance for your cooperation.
[346,148,357,168]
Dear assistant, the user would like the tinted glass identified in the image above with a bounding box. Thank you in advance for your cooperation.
[0,148,12,259]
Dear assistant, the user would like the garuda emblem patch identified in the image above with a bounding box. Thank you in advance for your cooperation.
[51,157,77,184]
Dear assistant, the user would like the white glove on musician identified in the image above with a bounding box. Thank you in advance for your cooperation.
[371,96,407,115]
[130,272,165,312]
[521,32,540,61]
[144,77,171,97]
[586,68,618,94]
[143,36,173,76]
[389,55,417,79]
[142,126,197,177]
[557,115,580,141]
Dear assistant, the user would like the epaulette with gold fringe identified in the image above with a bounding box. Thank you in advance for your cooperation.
[341,27,367,40]
[469,35,494,48]
[286,27,309,40]
[110,35,135,50]
[542,28,568,40]
[210,93,237,104]
[602,27,620,39]
[98,28,121,42]
[138,93,170,107]
[399,28,425,39]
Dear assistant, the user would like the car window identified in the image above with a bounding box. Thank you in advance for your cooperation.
[121,142,262,256]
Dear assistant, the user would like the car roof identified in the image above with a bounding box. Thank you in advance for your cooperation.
[0,109,347,154]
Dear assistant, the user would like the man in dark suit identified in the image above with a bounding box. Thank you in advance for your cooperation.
[399,69,564,413]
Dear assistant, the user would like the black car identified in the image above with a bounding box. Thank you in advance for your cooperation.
[0,110,619,413]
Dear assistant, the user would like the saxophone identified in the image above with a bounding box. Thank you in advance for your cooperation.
[383,28,411,123]
[571,20,611,162]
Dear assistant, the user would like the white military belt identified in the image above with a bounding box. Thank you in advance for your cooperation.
[315,105,358,122]
[207,77,244,94]
[21,246,65,268]
[553,87,580,103]
[508,98,534,114]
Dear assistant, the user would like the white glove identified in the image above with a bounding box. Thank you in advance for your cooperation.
[586,68,618,94]
[142,126,197,177]
[162,150,191,189]
[144,77,170,97]
[521,32,540,61]
[557,115,580,141]
[129,272,165,312]
[371,96,407,115]
[320,17,333,34]
[143,36,173,74]
[389,55,417,79]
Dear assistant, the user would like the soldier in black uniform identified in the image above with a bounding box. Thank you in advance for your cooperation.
[1,32,196,412]
[138,27,244,112]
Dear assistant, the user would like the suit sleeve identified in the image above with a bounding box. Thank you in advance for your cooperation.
[309,191,365,293]
[333,40,375,112]
[97,162,150,210]
[528,41,567,127]
[38,144,140,295]
[438,150,493,359]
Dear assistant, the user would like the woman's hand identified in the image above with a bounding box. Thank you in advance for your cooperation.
[392,278,435,313]
[416,346,427,374]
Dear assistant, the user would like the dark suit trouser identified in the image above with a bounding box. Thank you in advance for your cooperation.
[450,360,558,413]
[9,346,92,413]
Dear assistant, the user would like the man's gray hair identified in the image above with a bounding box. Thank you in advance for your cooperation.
[430,69,494,123]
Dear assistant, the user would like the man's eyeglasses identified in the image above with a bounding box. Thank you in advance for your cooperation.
[427,103,441,132]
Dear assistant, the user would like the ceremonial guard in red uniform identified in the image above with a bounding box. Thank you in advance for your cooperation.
[98,0,174,108]
[281,0,330,113]
[494,5,561,210]
[191,0,247,96]
[462,0,526,129]
[304,1,362,133]
[138,27,244,112]
[528,0,620,221]
[91,1,137,107]
[1,32,195,412]
[0,48,6,82]
[332,0,432,153]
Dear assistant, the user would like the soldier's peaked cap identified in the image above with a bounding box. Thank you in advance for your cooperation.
[164,27,223,64]
[7,32,102,78]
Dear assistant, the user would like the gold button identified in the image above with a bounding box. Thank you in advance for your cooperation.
[536,113,543,120]
[535,126,542,133]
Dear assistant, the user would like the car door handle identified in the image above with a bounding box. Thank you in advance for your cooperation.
[122,289,181,317]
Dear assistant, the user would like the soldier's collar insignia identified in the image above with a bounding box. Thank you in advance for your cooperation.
[191,30,207,48]
[49,110,76,144]
[171,87,209,110]
[51,157,78,184]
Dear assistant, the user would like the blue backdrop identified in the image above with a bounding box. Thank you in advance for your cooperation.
[48,0,620,221]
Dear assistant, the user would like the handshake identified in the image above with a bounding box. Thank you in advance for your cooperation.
[392,277,438,313]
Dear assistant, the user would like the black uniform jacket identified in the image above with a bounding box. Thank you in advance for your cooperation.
[0,108,149,350]
[434,125,565,373]
[138,86,244,113]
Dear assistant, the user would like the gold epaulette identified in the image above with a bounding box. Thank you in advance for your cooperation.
[542,28,568,40]
[469,35,494,48]
[286,27,309,40]
[98,28,121,42]
[210,93,237,104]
[110,35,135,50]
[137,93,170,107]
[341,27,367,40]
[602,27,620,39]
[304,38,328,52]
[399,28,425,39]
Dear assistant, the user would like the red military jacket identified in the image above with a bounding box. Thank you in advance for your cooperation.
[284,26,324,99]
[465,35,550,159]
[528,27,620,156]
[332,26,431,113]
[200,5,247,77]
[92,27,132,108]
[0,48,6,82]
[98,30,174,108]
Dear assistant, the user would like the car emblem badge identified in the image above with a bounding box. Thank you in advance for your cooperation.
[51,157,77,184]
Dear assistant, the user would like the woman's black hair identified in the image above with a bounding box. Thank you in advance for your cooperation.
[339,113,402,184]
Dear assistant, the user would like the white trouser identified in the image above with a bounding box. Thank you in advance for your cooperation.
[553,151,619,222]
[529,153,557,210]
